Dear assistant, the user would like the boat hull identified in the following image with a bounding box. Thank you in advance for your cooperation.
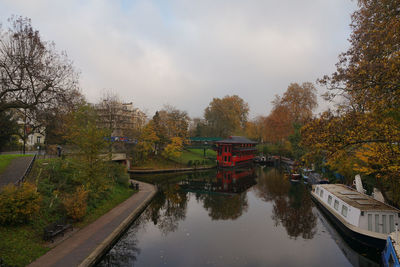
[311,193,386,250]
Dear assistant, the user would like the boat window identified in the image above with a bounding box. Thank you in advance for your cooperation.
[382,215,387,233]
[316,187,320,194]
[375,214,380,233]
[320,189,324,198]
[390,215,395,233]
[368,214,372,231]
[328,195,332,205]
[341,205,348,217]
[334,200,339,210]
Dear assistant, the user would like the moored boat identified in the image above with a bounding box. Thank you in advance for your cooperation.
[290,173,301,183]
[311,183,400,250]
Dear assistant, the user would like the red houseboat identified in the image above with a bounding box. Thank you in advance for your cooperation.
[215,136,257,168]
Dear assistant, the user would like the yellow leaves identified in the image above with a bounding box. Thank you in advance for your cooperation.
[0,182,41,225]
[135,122,160,161]
[162,137,183,160]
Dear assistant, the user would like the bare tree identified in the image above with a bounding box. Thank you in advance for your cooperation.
[0,16,79,113]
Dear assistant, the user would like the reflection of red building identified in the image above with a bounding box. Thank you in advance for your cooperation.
[216,169,257,193]
[215,136,257,167]
[179,168,257,194]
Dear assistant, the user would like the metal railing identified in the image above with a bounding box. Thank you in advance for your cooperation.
[15,154,37,186]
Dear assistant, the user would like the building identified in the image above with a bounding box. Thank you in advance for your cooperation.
[215,136,257,167]
[95,101,146,138]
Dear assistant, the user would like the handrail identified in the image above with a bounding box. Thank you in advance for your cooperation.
[15,154,37,186]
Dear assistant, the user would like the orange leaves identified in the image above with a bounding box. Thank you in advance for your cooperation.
[63,186,88,221]
[263,82,317,143]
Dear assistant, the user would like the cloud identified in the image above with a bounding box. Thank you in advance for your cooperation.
[0,0,357,118]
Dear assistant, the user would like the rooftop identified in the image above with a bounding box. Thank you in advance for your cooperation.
[319,184,400,212]
[216,136,257,144]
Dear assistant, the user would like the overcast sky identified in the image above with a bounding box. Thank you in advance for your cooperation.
[0,0,357,119]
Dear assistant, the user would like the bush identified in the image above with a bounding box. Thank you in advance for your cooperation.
[187,160,193,166]
[105,162,129,187]
[0,182,41,225]
[63,186,88,221]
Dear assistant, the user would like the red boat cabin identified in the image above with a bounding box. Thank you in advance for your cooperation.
[215,136,257,167]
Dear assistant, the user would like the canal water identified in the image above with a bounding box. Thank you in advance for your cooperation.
[97,167,381,267]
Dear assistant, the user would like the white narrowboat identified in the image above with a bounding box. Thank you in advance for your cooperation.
[311,184,400,249]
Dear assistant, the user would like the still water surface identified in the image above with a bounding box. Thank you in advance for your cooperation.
[98,167,380,267]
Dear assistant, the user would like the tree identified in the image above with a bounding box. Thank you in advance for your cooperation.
[319,0,400,114]
[288,123,304,160]
[152,105,189,153]
[135,122,159,162]
[302,0,400,204]
[263,104,294,143]
[275,82,317,125]
[162,137,183,161]
[43,88,85,145]
[65,105,112,196]
[263,82,317,144]
[204,95,249,137]
[0,16,79,114]
[0,110,18,151]
[245,116,266,142]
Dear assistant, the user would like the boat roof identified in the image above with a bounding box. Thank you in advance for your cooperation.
[317,184,400,212]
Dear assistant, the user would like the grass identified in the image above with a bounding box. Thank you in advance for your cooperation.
[0,224,49,266]
[76,184,136,228]
[0,154,32,174]
[132,156,186,169]
[132,148,217,170]
[0,158,135,267]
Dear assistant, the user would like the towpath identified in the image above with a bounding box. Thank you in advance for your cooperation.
[28,180,156,267]
[0,156,33,187]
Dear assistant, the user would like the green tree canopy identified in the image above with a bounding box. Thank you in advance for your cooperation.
[204,95,249,137]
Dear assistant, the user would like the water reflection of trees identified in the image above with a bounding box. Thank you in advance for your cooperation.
[197,192,248,220]
[97,217,144,267]
[143,183,188,235]
[186,169,255,221]
[254,168,317,239]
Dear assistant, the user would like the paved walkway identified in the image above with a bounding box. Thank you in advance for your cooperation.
[0,156,33,187]
[28,181,156,267]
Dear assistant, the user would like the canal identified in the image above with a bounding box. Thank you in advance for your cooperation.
[97,167,381,267]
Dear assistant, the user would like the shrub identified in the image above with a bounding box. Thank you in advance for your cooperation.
[187,160,193,166]
[63,186,88,221]
[105,162,129,187]
[0,182,41,225]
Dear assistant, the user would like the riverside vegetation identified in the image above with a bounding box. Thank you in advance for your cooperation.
[0,159,135,267]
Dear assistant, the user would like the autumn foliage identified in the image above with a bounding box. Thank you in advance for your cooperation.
[63,186,89,221]
[204,95,249,137]
[302,0,400,204]
[0,182,41,225]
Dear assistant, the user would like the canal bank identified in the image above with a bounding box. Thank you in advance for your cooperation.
[129,166,215,174]
[28,180,156,267]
